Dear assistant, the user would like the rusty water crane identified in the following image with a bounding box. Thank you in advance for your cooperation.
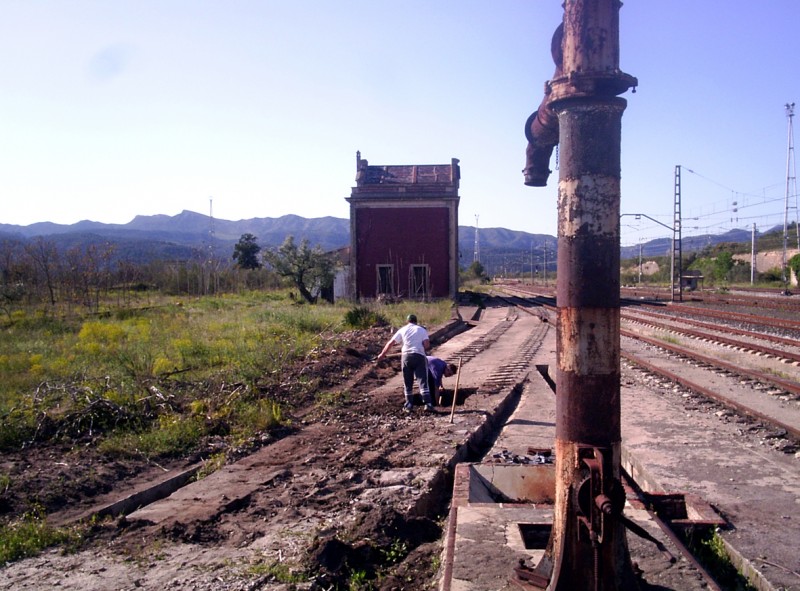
[523,1,639,589]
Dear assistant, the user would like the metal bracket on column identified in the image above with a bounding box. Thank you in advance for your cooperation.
[575,446,625,547]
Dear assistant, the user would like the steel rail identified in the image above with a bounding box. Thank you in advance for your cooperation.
[701,292,800,312]
[621,329,800,398]
[624,307,800,348]
[643,302,800,332]
[622,287,800,313]
[496,285,800,434]
[727,286,797,295]
[621,312,800,365]
[621,348,800,441]
[499,281,800,332]
[620,475,725,591]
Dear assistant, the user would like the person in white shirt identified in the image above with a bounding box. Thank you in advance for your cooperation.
[376,314,433,412]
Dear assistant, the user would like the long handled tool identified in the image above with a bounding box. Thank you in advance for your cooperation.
[449,357,463,424]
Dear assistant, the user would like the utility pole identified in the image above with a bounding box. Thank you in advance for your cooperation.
[621,212,674,290]
[531,240,535,285]
[473,215,480,263]
[751,223,756,285]
[784,103,796,291]
[543,241,548,285]
[672,165,683,301]
[638,242,642,284]
[208,197,217,295]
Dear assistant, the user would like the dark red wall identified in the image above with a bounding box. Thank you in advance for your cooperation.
[355,207,451,298]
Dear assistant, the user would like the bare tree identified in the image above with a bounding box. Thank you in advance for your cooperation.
[24,237,60,306]
[0,238,28,319]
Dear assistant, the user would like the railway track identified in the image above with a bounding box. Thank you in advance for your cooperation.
[621,285,800,313]
[624,306,800,349]
[621,309,800,365]
[491,287,800,589]
[637,301,800,335]
[496,283,800,448]
[620,332,800,441]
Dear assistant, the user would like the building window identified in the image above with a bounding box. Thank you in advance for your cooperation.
[377,265,394,296]
[409,265,429,299]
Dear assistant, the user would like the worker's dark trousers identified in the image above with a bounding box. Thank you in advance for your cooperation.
[428,373,440,405]
[401,352,431,405]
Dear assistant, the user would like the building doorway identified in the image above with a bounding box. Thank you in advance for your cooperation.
[409,264,429,299]
[377,265,394,296]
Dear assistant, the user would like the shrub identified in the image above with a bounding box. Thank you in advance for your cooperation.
[229,398,283,443]
[0,407,39,451]
[344,307,388,329]
[789,253,800,282]
[760,267,784,282]
[99,414,205,458]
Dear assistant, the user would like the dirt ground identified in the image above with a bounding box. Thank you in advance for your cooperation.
[1,321,463,590]
[8,293,797,591]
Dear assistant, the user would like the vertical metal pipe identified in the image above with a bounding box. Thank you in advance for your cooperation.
[539,1,638,588]
[549,96,638,591]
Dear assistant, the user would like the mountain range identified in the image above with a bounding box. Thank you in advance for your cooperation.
[0,210,771,275]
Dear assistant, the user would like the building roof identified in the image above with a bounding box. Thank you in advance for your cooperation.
[353,151,460,189]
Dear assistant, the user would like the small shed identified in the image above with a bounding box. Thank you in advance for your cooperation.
[681,270,704,291]
[329,246,351,301]
[346,152,460,300]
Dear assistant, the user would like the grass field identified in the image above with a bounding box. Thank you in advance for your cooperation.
[0,290,453,456]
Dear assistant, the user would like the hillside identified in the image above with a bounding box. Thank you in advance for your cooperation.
[0,212,351,266]
[0,211,557,272]
[0,211,790,276]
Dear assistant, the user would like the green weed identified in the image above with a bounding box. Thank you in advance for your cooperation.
[654,333,681,346]
[316,390,351,408]
[229,398,283,443]
[0,509,83,566]
[99,414,205,458]
[348,568,372,590]
[248,560,307,583]
[684,528,757,591]
[430,554,441,573]
[381,539,408,565]
[195,452,227,480]
[760,366,792,380]
[0,408,37,450]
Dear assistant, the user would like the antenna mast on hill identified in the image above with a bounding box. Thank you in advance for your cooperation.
[206,197,217,295]
[209,198,215,239]
[209,197,215,259]
[473,214,480,263]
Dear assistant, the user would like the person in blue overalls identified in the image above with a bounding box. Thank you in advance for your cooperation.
[426,356,457,406]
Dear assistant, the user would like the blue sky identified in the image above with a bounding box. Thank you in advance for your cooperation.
[1,1,798,246]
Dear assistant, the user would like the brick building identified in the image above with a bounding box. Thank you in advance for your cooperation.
[346,152,460,300]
